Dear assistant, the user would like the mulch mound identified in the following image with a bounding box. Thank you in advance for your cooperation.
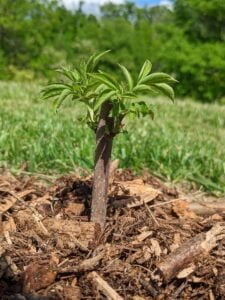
[0,169,225,300]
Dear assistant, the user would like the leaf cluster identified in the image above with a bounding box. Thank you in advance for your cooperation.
[41,51,177,134]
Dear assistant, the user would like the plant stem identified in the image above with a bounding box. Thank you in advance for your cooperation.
[91,101,114,228]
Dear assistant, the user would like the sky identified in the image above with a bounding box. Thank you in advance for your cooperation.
[62,0,172,11]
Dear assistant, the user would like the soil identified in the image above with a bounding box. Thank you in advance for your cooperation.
[0,168,225,300]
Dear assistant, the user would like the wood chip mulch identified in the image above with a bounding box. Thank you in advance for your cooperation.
[0,169,225,300]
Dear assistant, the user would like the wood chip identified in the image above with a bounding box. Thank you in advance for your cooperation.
[150,238,162,257]
[23,256,58,293]
[1,217,16,234]
[63,286,81,300]
[0,189,35,213]
[131,231,153,245]
[117,179,161,208]
[44,219,99,249]
[64,203,85,216]
[172,199,198,219]
[176,264,195,278]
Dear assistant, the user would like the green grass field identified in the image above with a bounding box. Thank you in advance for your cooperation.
[0,81,225,193]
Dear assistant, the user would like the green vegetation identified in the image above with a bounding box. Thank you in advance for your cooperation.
[41,51,176,226]
[0,0,224,203]
[0,0,224,102]
[0,81,224,193]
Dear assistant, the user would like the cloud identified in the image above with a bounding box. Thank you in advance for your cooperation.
[62,0,173,13]
[159,0,173,8]
[62,0,125,9]
[62,0,126,15]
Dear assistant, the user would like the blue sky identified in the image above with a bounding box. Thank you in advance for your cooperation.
[62,0,172,14]
[63,0,172,9]
[136,0,161,5]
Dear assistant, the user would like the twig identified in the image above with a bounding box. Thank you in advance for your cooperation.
[59,251,104,274]
[57,258,69,268]
[5,255,19,276]
[173,280,188,298]
[72,237,89,252]
[144,202,159,226]
[209,289,215,300]
[4,231,12,245]
[149,198,181,209]
[139,278,158,298]
[88,271,124,300]
[157,223,225,282]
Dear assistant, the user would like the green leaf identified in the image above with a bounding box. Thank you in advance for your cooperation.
[55,89,71,111]
[94,90,116,111]
[133,84,156,93]
[128,101,154,119]
[40,91,62,101]
[95,83,108,94]
[72,70,80,81]
[136,101,149,116]
[152,83,175,101]
[40,83,72,101]
[71,96,83,102]
[56,68,80,82]
[87,106,95,122]
[89,73,117,90]
[99,71,123,91]
[79,60,88,82]
[42,83,71,92]
[93,50,111,66]
[86,50,110,71]
[122,92,138,99]
[118,64,133,91]
[86,54,96,71]
[141,73,178,84]
[138,60,152,82]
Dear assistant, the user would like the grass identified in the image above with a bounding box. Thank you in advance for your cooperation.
[0,81,225,193]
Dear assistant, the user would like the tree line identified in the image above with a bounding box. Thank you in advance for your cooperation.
[0,0,224,102]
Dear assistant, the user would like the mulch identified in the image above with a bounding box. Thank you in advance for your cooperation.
[0,168,225,300]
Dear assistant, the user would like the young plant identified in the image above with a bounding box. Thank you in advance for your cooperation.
[41,51,177,228]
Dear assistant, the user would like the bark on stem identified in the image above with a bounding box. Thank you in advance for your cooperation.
[91,101,114,228]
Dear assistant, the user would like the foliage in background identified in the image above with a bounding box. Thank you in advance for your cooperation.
[0,0,224,102]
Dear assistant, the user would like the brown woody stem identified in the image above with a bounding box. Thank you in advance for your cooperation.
[91,101,114,228]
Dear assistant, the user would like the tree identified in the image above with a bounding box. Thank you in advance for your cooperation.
[41,51,176,228]
[174,0,225,42]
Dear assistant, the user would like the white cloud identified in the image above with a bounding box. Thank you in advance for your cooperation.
[62,0,125,9]
[159,0,173,9]
[62,0,173,13]
[62,0,125,15]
